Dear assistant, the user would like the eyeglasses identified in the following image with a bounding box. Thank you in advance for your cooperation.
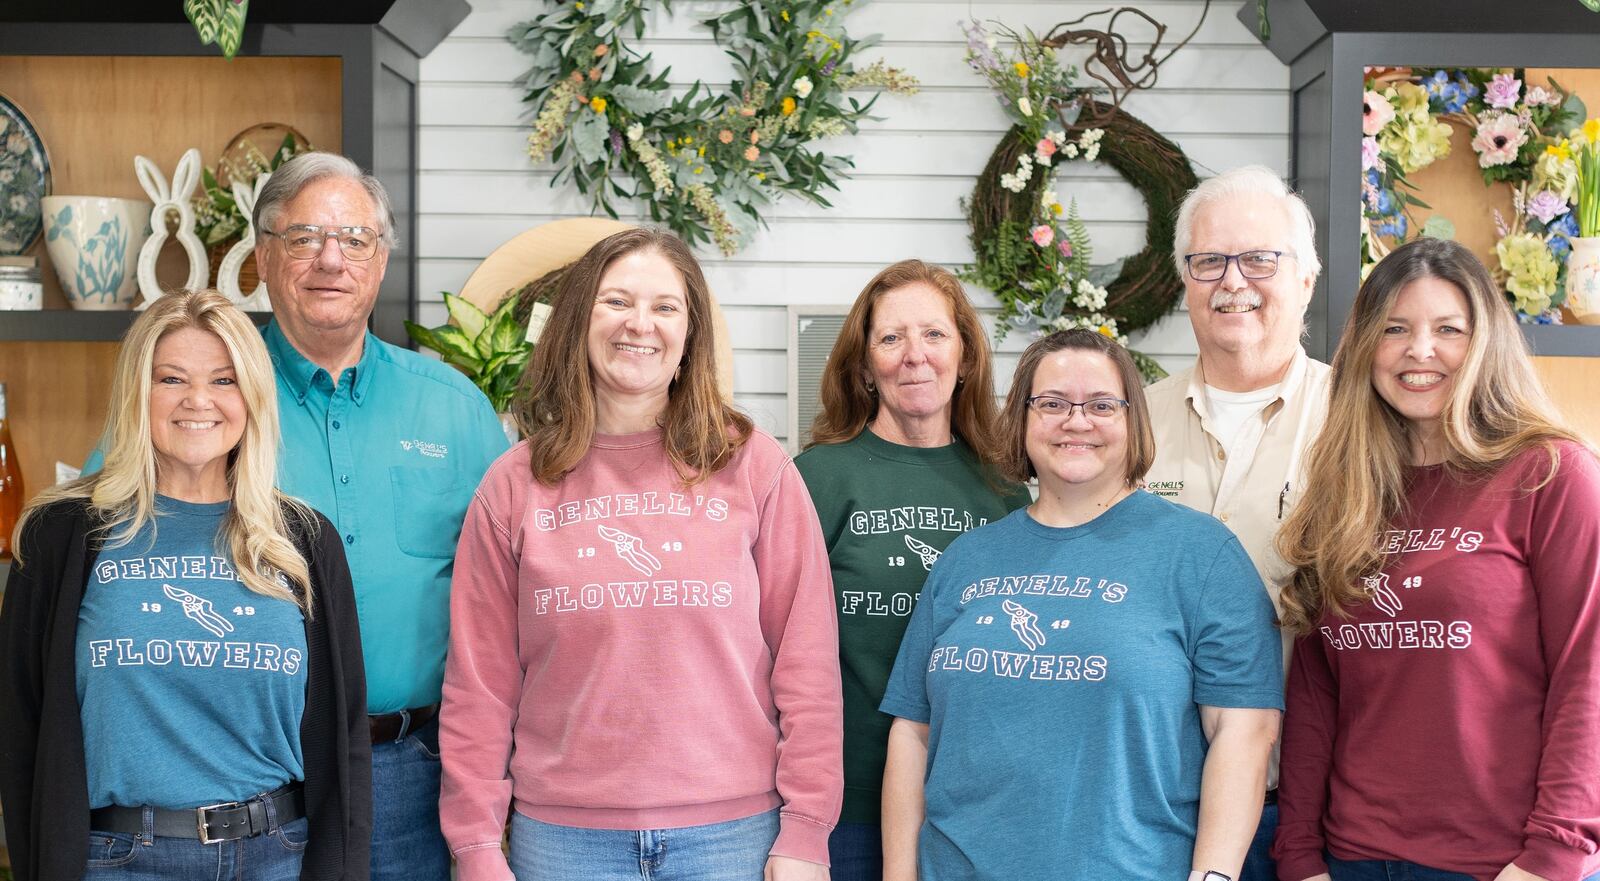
[1026,395,1129,421]
[1183,250,1287,281]
[263,224,383,261]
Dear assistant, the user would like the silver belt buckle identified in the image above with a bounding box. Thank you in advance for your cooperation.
[194,801,233,845]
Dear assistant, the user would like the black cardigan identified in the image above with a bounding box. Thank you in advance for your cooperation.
[0,498,371,881]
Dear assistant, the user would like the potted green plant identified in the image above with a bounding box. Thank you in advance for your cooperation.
[405,292,532,440]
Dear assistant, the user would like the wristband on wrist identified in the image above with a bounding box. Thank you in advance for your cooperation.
[1187,872,1232,881]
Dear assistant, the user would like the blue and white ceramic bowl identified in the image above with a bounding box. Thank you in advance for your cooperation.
[41,196,152,310]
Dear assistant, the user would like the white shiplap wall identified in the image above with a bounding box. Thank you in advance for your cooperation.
[416,0,1290,446]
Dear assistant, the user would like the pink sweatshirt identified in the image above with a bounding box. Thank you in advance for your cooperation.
[439,428,843,881]
[1274,443,1600,881]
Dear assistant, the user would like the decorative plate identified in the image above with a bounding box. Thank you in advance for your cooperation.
[0,93,51,256]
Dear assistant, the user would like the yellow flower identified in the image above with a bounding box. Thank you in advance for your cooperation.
[782,96,797,115]
[1050,203,1063,216]
[693,166,704,174]
[1586,118,1600,144]
[697,145,706,157]
[781,9,790,21]
[756,172,767,180]
[590,97,607,113]
[824,6,833,14]
[683,136,693,145]
[1014,62,1030,78]
[1097,325,1114,338]
[575,1,585,8]
[1548,139,1574,161]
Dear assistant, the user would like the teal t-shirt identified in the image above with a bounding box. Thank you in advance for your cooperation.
[76,497,307,809]
[794,429,1030,824]
[880,491,1283,880]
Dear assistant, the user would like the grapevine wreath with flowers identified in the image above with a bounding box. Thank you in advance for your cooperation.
[509,0,918,256]
[959,18,1199,382]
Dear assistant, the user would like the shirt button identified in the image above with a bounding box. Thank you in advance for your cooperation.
[332,420,341,430]
[1216,449,1226,461]
[340,474,350,485]
[345,534,355,546]
[1220,513,1230,523]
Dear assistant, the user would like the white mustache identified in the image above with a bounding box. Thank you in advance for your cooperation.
[1209,290,1263,311]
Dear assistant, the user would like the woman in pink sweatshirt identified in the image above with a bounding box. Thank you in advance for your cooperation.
[439,228,843,881]
[1272,237,1600,881]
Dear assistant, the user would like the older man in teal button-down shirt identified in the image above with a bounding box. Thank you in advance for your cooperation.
[253,152,509,880]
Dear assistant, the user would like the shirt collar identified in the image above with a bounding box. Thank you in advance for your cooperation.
[1183,346,1311,421]
[264,319,381,406]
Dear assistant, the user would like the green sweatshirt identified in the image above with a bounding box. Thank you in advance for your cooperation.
[794,428,1031,824]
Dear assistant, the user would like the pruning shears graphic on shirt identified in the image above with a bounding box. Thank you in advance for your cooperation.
[1001,600,1046,650]
[598,525,663,576]
[162,584,235,638]
[1361,572,1404,618]
[903,535,941,571]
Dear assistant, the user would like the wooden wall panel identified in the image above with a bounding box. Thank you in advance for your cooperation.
[1535,355,1600,444]
[0,342,118,500]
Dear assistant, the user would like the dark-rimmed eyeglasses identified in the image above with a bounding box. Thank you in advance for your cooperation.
[1026,395,1129,421]
[263,224,382,261]
[1183,250,1286,282]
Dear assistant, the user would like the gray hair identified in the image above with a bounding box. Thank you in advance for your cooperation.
[253,151,399,249]
[1172,165,1320,283]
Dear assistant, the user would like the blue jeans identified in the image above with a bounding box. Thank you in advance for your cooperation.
[828,821,883,881]
[1240,801,1276,881]
[1329,855,1600,881]
[369,714,450,881]
[508,808,781,881]
[84,811,306,880]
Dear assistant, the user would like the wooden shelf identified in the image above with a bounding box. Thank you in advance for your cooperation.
[0,309,272,342]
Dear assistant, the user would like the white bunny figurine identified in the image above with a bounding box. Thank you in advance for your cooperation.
[218,172,273,312]
[135,147,210,309]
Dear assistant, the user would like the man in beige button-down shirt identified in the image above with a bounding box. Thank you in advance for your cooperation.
[1144,166,1332,881]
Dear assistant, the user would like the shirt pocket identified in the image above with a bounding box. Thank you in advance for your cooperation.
[390,465,473,559]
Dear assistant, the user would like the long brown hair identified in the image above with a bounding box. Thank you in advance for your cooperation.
[807,259,1004,464]
[512,228,752,485]
[995,328,1155,486]
[13,290,316,611]
[1278,237,1589,634]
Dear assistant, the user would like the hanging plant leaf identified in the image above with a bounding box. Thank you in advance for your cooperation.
[218,0,250,60]
[184,0,222,44]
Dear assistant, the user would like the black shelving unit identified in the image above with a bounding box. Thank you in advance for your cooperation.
[1240,0,1600,359]
[0,0,469,345]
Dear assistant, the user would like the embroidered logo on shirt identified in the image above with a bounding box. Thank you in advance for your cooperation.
[399,439,449,459]
[1145,479,1184,498]
[161,584,236,638]
[904,535,941,571]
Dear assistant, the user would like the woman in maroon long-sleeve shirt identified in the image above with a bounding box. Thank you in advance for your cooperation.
[1272,238,1600,881]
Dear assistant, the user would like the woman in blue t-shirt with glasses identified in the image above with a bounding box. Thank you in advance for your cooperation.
[0,290,369,881]
[880,328,1283,881]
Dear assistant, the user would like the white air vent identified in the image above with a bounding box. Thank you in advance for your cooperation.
[787,305,852,452]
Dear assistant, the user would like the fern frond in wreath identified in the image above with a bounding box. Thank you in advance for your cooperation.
[509,0,917,255]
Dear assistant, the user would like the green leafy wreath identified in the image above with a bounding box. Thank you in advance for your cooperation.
[960,21,1196,381]
[509,0,918,255]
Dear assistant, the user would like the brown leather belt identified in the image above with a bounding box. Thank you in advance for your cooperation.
[368,703,438,744]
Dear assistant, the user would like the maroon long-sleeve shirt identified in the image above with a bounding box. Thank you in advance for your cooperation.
[1275,442,1600,881]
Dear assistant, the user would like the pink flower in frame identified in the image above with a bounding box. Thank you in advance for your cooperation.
[1031,225,1055,247]
[1485,73,1522,110]
[1361,136,1382,171]
[1363,90,1396,136]
[1470,113,1528,168]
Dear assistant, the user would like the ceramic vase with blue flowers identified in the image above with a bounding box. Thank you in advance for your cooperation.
[1565,236,1600,325]
[41,196,152,310]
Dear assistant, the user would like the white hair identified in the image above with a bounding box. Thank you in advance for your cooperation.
[1172,165,1320,283]
[253,151,399,249]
